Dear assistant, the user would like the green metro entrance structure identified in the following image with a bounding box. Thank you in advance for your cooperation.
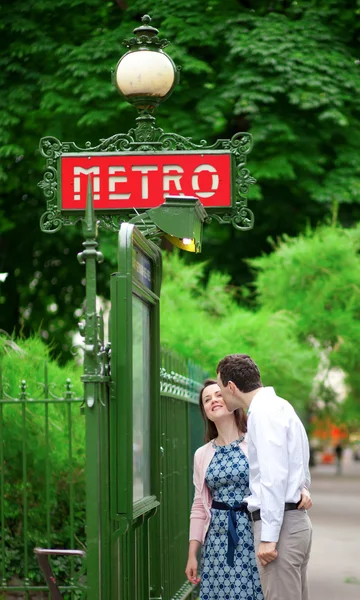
[36,15,256,600]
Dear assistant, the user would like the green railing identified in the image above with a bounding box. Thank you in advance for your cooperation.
[0,360,86,599]
[0,349,206,600]
[157,350,205,600]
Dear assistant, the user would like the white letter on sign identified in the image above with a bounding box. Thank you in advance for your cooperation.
[163,165,184,194]
[192,164,219,198]
[109,166,130,200]
[74,167,100,201]
[132,166,158,200]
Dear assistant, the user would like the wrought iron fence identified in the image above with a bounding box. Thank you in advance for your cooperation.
[0,360,86,599]
[158,350,206,600]
[0,349,206,600]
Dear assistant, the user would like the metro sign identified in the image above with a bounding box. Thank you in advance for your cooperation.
[60,151,234,211]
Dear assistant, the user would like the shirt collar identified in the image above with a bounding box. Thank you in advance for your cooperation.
[247,386,275,415]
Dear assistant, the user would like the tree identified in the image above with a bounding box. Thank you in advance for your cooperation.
[249,224,360,425]
[160,251,318,417]
[1,0,360,359]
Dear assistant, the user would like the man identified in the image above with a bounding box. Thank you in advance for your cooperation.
[217,353,312,600]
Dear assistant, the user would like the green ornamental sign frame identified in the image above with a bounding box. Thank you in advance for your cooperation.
[38,115,256,236]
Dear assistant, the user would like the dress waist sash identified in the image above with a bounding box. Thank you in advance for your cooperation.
[211,500,250,567]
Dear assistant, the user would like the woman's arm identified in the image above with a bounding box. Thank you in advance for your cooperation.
[189,449,208,540]
[185,540,201,584]
[185,449,207,584]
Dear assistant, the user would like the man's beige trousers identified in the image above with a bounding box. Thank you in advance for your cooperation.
[253,510,312,600]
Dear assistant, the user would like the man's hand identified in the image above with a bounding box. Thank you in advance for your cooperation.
[257,541,278,567]
[298,488,312,510]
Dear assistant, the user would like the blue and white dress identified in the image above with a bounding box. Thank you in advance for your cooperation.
[200,438,264,600]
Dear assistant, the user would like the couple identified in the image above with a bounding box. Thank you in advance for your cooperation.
[185,354,313,600]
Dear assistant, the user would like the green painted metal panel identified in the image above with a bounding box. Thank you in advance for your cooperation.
[110,271,133,518]
[109,223,162,600]
[110,224,162,523]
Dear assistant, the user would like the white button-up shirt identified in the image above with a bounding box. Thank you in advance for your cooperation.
[245,387,311,543]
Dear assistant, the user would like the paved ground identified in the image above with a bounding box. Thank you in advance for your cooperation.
[308,457,360,600]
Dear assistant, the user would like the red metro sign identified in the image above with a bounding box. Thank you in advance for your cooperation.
[60,152,233,211]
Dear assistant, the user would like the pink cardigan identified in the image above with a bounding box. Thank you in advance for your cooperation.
[189,436,248,543]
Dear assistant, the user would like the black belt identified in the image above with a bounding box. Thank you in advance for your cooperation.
[249,501,301,522]
[211,500,250,567]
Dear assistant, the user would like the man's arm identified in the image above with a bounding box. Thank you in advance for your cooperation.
[252,407,289,565]
[305,456,311,490]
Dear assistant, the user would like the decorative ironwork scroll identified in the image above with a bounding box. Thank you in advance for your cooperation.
[39,111,256,235]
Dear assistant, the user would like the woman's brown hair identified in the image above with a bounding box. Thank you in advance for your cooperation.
[199,378,247,443]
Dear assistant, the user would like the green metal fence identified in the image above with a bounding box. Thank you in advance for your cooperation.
[157,350,206,600]
[0,349,206,599]
[0,359,86,599]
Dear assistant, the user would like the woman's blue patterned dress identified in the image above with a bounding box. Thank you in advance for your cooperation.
[200,438,264,600]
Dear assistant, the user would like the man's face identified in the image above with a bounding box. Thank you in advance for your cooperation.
[216,372,240,412]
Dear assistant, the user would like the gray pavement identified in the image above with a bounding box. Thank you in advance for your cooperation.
[308,457,360,600]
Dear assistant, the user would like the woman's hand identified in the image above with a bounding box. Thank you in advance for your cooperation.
[185,555,200,585]
[298,487,312,510]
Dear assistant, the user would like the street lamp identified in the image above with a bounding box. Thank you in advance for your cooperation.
[39,15,255,238]
[115,15,178,111]
[115,15,207,251]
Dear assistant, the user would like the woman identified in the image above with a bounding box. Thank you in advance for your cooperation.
[185,379,312,599]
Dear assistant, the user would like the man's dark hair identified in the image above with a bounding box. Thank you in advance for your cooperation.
[216,354,262,393]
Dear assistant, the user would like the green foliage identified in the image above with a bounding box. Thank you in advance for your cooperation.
[249,224,360,423]
[1,0,360,359]
[160,252,318,416]
[161,222,360,429]
[249,225,360,368]
[226,4,360,204]
[0,335,85,588]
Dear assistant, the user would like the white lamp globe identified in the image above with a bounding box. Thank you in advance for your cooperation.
[116,50,176,104]
[115,15,178,110]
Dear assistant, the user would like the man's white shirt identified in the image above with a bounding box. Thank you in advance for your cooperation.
[244,386,311,543]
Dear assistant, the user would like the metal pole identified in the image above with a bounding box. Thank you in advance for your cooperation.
[77,181,111,600]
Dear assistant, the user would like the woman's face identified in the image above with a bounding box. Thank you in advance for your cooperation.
[202,383,233,422]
